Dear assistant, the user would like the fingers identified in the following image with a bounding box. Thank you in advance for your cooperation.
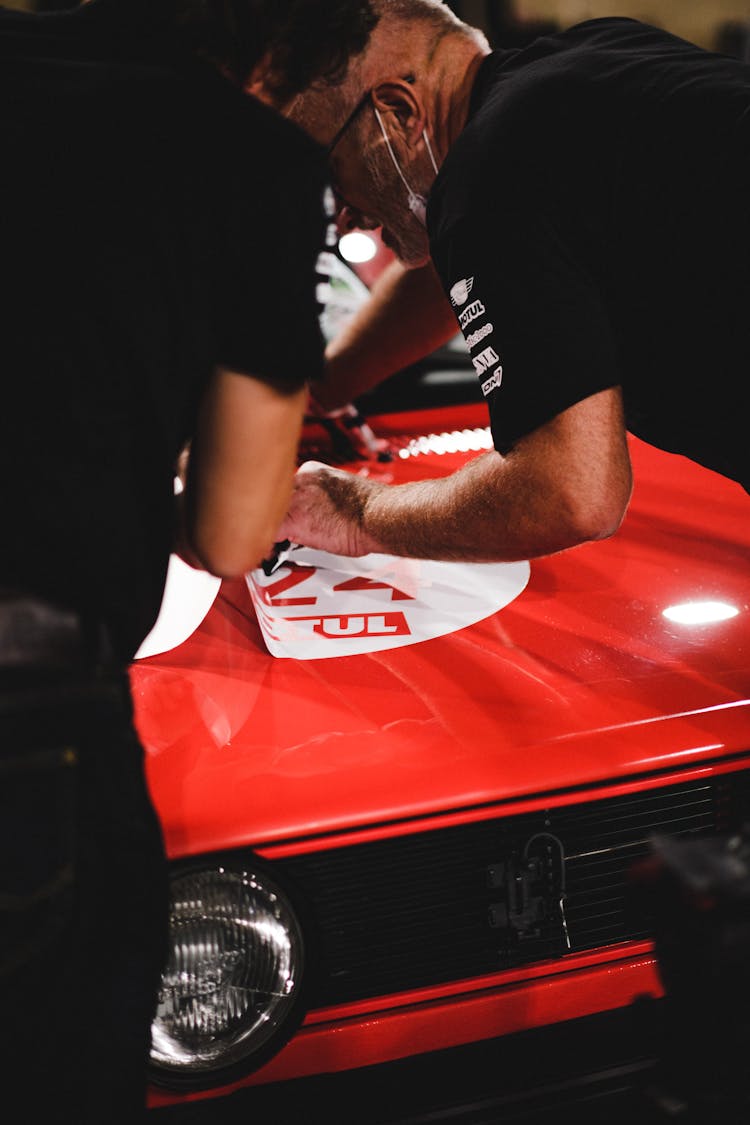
[274,461,329,546]
[296,459,330,477]
[275,461,377,557]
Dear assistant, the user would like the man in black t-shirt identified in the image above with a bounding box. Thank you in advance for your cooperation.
[0,1,376,1119]
[276,0,750,564]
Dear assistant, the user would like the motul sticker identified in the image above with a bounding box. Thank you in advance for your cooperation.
[458,299,485,331]
[247,549,530,660]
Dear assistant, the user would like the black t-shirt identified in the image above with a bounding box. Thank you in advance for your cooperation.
[0,2,327,659]
[429,18,750,490]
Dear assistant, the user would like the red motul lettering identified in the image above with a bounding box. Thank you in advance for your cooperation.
[313,612,410,637]
[281,611,411,638]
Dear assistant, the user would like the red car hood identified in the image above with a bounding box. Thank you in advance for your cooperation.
[131,404,750,859]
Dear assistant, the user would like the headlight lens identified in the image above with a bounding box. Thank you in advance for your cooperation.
[149,863,305,1088]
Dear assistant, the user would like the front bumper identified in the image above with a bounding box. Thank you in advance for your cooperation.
[150,1001,668,1124]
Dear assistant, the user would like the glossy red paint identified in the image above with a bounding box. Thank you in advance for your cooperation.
[148,944,663,1105]
[132,403,750,860]
[253,756,750,859]
[133,400,749,1109]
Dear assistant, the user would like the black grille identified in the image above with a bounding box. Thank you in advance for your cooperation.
[276,770,750,1007]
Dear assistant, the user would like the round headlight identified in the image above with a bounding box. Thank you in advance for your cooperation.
[149,863,305,1089]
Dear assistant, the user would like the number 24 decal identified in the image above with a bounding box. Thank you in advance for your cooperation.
[256,564,414,607]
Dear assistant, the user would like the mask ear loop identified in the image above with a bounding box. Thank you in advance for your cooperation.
[372,104,418,199]
[422,129,439,176]
[372,106,440,183]
[372,105,439,226]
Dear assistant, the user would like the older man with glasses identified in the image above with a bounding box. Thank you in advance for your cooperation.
[269,0,749,567]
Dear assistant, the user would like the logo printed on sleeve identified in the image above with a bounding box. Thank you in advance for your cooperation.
[481,367,503,397]
[465,322,493,350]
[458,300,485,331]
[450,277,474,306]
[472,345,500,375]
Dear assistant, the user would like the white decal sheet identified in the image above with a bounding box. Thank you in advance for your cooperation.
[134,553,222,660]
[133,549,530,662]
[246,549,530,660]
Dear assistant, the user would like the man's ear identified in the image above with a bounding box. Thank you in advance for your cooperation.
[371,80,426,147]
[244,52,291,110]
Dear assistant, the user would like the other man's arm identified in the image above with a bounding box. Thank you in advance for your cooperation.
[178,367,306,577]
[314,257,459,411]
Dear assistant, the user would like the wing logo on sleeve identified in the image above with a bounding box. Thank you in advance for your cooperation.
[247,550,529,659]
[481,367,503,397]
[458,300,485,331]
[450,277,474,306]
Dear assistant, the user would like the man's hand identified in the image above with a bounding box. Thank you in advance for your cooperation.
[276,461,384,556]
[275,388,633,565]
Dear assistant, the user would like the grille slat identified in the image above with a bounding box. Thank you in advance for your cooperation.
[277,770,750,1007]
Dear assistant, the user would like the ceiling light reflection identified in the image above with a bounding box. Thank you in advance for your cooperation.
[663,601,739,625]
[338,232,377,263]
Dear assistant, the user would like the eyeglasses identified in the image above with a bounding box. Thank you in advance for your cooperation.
[326,91,372,156]
[327,74,417,156]
[325,91,373,218]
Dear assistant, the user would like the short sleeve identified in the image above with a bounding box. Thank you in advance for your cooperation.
[431,205,621,453]
[186,82,328,392]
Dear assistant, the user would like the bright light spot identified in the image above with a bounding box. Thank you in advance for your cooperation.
[338,232,377,263]
[398,428,493,459]
[663,601,740,625]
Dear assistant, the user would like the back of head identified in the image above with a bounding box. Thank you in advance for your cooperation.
[361,0,487,82]
[173,0,379,98]
[288,0,489,144]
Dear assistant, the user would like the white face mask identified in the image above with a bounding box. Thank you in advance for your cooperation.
[372,104,439,228]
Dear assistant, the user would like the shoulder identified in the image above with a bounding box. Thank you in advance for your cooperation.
[173,65,327,181]
[103,60,328,214]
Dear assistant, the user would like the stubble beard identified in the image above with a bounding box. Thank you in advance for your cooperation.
[363,145,431,269]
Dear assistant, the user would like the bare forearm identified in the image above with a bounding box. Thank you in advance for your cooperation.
[185,372,306,577]
[279,390,633,562]
[356,452,597,562]
[282,450,610,563]
[315,258,459,411]
[362,396,632,561]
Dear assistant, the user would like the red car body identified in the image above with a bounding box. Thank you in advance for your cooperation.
[131,398,750,1112]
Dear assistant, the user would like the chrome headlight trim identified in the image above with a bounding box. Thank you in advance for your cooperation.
[149,858,307,1090]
